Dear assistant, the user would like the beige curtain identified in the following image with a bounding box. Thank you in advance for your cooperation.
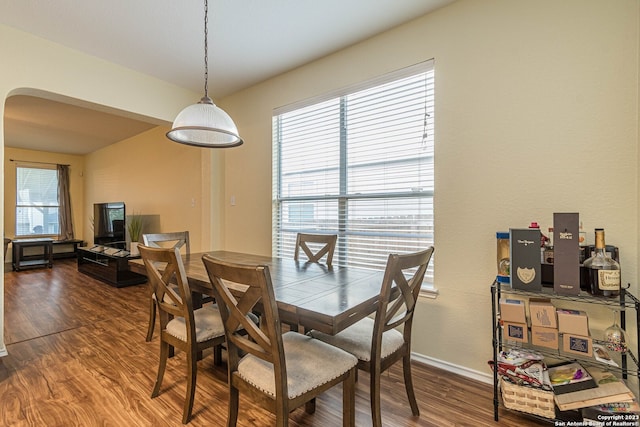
[57,164,74,240]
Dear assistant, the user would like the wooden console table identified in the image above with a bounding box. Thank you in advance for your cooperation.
[12,238,53,271]
[52,239,84,259]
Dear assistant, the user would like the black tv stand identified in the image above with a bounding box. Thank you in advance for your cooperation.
[77,246,146,288]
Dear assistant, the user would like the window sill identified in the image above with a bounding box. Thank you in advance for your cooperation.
[419,287,439,299]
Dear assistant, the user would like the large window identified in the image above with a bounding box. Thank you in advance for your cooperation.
[273,60,435,286]
[16,166,59,236]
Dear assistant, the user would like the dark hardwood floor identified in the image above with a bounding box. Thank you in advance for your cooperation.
[1,259,548,426]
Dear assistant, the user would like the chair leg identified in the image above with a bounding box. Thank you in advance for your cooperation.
[343,368,356,427]
[228,386,239,427]
[182,350,197,424]
[213,343,223,366]
[146,297,156,342]
[304,398,316,414]
[370,367,383,427]
[275,394,289,427]
[402,354,420,416]
[275,406,289,427]
[152,340,169,398]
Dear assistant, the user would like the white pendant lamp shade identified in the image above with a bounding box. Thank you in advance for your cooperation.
[167,96,243,148]
[167,0,243,148]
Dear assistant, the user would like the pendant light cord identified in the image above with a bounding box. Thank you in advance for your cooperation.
[166,0,243,147]
[203,0,209,99]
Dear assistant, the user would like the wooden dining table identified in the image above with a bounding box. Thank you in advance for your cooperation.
[129,250,385,335]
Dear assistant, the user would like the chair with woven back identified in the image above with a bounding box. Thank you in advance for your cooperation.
[294,233,337,266]
[142,231,214,341]
[309,246,435,427]
[139,245,227,424]
[202,254,358,427]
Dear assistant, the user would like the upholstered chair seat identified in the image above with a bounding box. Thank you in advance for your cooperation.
[309,317,404,362]
[166,305,225,342]
[238,331,357,399]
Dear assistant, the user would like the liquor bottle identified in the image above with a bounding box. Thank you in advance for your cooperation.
[583,228,620,297]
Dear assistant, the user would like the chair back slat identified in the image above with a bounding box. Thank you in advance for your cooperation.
[143,231,190,255]
[202,255,285,367]
[294,233,337,266]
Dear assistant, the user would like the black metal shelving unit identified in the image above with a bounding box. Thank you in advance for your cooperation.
[491,281,640,422]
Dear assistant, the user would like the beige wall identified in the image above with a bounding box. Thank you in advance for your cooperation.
[220,0,640,377]
[0,0,639,382]
[83,126,217,252]
[4,135,225,256]
[4,130,220,254]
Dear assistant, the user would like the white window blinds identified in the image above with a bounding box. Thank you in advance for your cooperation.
[273,60,435,284]
[16,165,60,236]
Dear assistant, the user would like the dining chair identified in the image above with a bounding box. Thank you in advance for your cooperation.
[202,254,358,427]
[289,232,338,332]
[294,233,337,266]
[309,246,434,427]
[142,231,214,341]
[139,245,226,424]
[143,231,191,254]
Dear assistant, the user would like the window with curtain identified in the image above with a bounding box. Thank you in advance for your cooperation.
[272,60,435,287]
[16,165,59,236]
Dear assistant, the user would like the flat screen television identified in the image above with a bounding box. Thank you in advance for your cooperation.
[94,202,126,248]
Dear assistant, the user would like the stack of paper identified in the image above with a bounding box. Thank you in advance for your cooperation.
[553,366,635,411]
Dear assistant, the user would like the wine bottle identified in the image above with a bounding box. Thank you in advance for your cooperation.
[583,228,620,297]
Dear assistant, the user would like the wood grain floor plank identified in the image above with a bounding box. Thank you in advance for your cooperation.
[2,259,548,426]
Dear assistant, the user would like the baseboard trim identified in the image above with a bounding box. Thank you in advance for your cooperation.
[412,352,492,385]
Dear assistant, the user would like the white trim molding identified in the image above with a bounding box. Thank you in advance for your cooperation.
[412,352,492,385]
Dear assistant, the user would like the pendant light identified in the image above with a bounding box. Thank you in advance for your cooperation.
[167,0,243,148]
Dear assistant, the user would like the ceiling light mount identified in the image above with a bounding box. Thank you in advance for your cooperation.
[167,0,243,148]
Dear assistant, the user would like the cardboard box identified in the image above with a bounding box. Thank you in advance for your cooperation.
[557,309,590,336]
[509,228,542,291]
[499,298,526,323]
[553,213,581,295]
[531,326,559,349]
[562,334,593,357]
[503,322,528,343]
[529,298,557,328]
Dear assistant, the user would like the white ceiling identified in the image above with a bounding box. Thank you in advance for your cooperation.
[1,0,455,155]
